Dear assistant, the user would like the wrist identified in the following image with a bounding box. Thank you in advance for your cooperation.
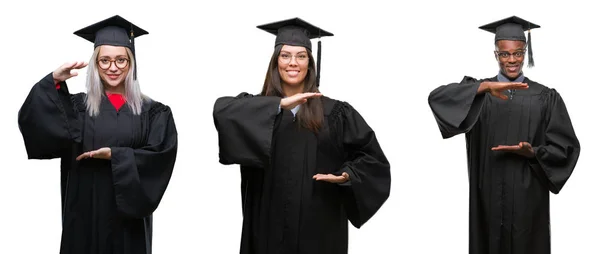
[477,81,489,94]
[280,99,286,110]
[52,73,61,84]
[482,82,490,93]
[280,100,291,110]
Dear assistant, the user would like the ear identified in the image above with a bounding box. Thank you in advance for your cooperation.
[493,42,500,62]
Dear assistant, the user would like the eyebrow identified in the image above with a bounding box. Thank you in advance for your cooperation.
[98,55,128,58]
[496,49,526,52]
[280,51,308,54]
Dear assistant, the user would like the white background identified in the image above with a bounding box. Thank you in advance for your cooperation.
[1,0,598,253]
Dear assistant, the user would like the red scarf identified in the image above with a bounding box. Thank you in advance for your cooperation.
[56,83,126,110]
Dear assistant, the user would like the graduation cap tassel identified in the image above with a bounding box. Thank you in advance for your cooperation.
[130,27,138,80]
[316,39,322,87]
[527,29,534,68]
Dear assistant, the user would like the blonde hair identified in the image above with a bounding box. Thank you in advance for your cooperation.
[85,46,147,116]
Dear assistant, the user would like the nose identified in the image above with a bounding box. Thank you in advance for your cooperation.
[109,62,119,72]
[288,56,299,66]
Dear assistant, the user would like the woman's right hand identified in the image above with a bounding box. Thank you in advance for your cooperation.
[280,92,323,110]
[478,81,528,100]
[52,61,88,83]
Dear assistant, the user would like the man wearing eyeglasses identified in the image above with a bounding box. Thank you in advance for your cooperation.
[427,16,580,254]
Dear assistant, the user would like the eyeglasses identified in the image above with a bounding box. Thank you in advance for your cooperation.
[97,57,130,70]
[279,53,309,64]
[495,50,526,60]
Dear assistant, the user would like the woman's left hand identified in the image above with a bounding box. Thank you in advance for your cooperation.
[76,147,112,161]
[313,172,350,184]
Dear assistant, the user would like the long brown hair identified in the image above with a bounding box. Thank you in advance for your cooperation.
[261,45,323,133]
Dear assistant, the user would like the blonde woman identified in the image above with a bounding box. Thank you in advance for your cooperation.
[18,15,177,254]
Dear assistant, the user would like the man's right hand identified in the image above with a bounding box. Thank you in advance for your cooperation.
[478,81,528,100]
[52,61,88,83]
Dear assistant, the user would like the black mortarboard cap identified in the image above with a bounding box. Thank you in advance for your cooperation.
[74,15,148,80]
[257,18,334,87]
[479,16,540,67]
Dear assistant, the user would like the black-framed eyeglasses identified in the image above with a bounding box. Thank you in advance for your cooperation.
[97,57,130,70]
[495,50,527,60]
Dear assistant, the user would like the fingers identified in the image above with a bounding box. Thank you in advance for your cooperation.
[75,149,99,161]
[508,83,529,90]
[62,61,88,70]
[494,82,528,91]
[76,152,90,161]
[491,83,526,100]
[63,61,77,69]
[75,148,111,161]
[313,173,345,183]
[293,92,322,102]
[496,93,509,100]
[283,92,322,109]
[300,92,323,99]
[312,174,326,180]
[73,61,88,69]
[492,142,532,150]
[494,142,535,158]
[491,145,520,151]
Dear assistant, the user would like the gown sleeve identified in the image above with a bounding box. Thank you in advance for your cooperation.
[110,102,178,218]
[18,72,81,159]
[529,89,580,194]
[428,76,486,139]
[213,92,281,168]
[335,102,391,229]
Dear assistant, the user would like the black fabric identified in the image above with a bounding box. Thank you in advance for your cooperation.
[73,15,148,52]
[257,17,333,51]
[213,93,390,254]
[478,16,540,42]
[18,73,177,254]
[428,76,580,254]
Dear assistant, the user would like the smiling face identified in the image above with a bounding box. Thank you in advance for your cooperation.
[278,45,309,88]
[97,45,130,89]
[495,40,526,80]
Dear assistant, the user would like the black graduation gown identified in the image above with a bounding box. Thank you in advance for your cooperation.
[428,76,580,254]
[18,73,178,254]
[213,93,391,254]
